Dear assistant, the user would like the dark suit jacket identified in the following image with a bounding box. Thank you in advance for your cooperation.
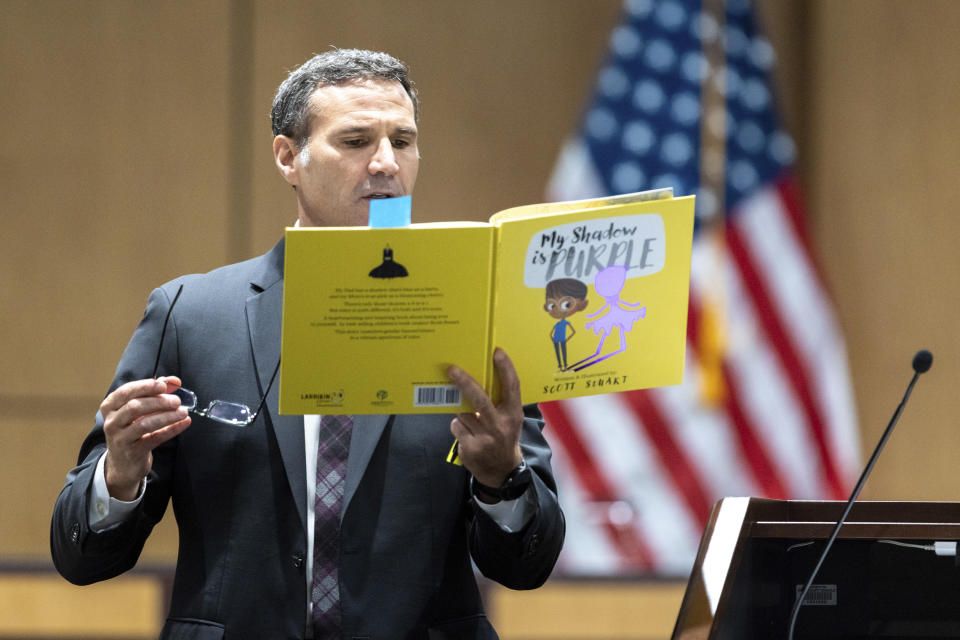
[51,240,565,640]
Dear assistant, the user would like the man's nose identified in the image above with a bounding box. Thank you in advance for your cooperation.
[368,138,399,176]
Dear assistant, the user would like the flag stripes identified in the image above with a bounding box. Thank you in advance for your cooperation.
[540,400,657,570]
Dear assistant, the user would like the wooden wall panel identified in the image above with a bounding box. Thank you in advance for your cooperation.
[488,581,686,639]
[0,1,232,561]
[0,572,163,638]
[0,2,234,401]
[805,0,960,500]
[1,411,179,560]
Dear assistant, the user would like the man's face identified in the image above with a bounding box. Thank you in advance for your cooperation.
[274,78,419,227]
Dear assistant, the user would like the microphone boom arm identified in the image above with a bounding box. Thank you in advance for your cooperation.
[787,350,932,639]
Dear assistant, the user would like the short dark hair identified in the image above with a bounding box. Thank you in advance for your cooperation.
[545,278,588,300]
[270,48,418,148]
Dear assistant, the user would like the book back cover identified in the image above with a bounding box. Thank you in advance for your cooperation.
[280,225,494,414]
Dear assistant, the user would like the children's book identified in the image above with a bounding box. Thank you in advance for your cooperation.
[279,189,694,414]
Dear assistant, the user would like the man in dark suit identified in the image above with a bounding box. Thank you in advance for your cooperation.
[51,49,564,639]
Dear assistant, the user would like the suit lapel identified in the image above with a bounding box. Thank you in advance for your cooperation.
[245,240,309,535]
[243,238,391,531]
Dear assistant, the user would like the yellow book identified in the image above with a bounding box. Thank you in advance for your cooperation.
[280,190,694,414]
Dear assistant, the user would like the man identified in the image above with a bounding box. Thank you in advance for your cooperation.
[51,49,564,639]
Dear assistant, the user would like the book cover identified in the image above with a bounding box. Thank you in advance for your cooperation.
[279,192,694,414]
[489,196,694,406]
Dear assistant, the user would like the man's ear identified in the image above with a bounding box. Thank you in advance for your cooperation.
[577,299,589,311]
[273,135,300,187]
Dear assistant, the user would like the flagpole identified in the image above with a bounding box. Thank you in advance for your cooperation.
[697,0,728,407]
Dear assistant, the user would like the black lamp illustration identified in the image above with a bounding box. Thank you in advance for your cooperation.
[368,244,409,279]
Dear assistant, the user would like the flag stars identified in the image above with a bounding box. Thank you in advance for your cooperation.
[654,0,687,31]
[736,120,765,153]
[587,107,619,141]
[749,36,776,71]
[651,173,684,195]
[644,39,677,72]
[670,92,701,126]
[598,66,631,100]
[611,25,643,58]
[729,159,759,193]
[740,78,770,111]
[692,11,720,44]
[681,51,710,84]
[622,120,657,154]
[719,66,741,97]
[611,161,646,193]
[625,0,654,19]
[661,132,695,167]
[632,79,666,113]
[769,130,796,166]
[724,25,750,57]
[579,0,792,206]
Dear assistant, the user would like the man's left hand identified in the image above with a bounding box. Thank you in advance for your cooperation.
[447,348,524,489]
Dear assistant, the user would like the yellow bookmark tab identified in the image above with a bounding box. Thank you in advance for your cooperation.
[446,439,462,466]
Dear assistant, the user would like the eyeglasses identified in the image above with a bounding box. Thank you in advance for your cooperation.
[152,284,279,427]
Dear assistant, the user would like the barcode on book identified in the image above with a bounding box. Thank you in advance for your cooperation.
[414,385,461,407]
[795,584,837,606]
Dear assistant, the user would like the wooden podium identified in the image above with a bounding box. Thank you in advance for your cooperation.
[671,498,960,639]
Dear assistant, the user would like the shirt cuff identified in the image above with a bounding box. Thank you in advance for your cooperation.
[89,452,146,532]
[473,485,536,533]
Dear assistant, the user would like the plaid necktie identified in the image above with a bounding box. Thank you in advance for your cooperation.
[312,414,353,637]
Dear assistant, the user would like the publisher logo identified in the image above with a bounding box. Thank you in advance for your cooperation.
[300,389,344,408]
[371,389,394,408]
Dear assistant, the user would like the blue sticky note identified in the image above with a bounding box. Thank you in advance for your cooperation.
[368,196,412,228]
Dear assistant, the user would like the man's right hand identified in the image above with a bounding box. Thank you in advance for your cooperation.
[101,376,191,501]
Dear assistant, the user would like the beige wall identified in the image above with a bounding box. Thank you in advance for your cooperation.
[765,0,960,503]
[805,1,960,502]
[2,0,959,623]
[1,0,624,562]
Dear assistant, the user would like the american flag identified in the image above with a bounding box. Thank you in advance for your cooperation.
[540,0,861,576]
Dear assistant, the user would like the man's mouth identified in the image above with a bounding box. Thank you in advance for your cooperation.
[363,193,394,200]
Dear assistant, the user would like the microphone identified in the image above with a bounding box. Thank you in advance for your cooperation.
[787,349,933,640]
[913,349,933,373]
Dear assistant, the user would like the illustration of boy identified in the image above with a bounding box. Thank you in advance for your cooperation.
[544,278,589,370]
